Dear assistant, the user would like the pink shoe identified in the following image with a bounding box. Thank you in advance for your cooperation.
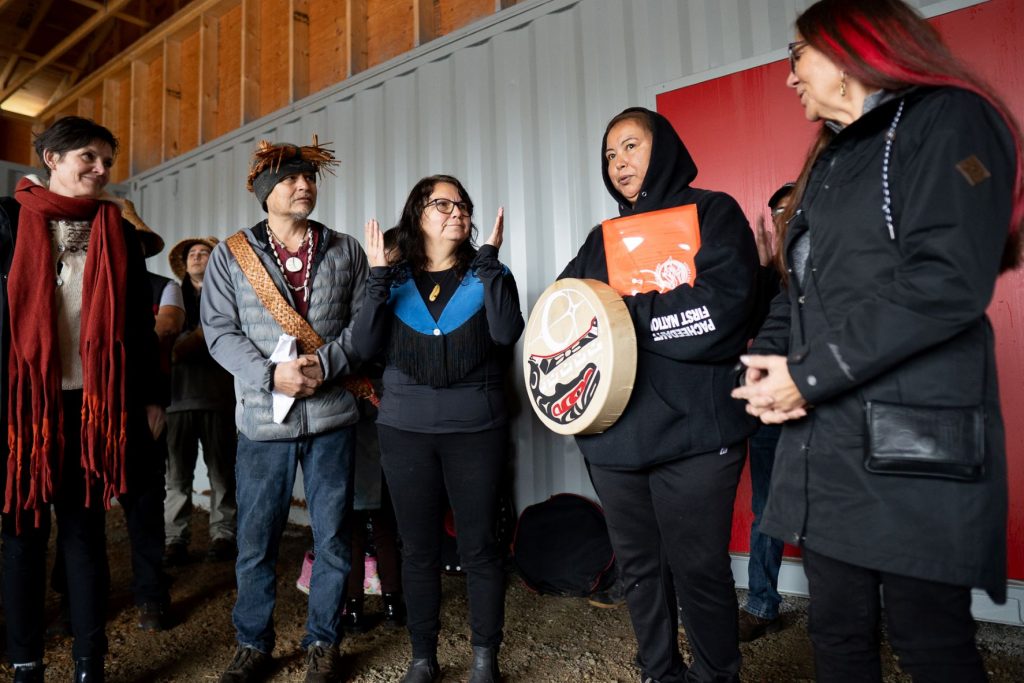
[296,551,314,595]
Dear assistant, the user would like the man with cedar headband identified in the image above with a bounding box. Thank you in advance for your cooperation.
[201,138,369,683]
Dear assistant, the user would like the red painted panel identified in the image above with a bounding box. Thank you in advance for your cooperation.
[657,0,1024,578]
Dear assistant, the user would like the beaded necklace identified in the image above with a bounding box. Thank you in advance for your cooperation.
[267,222,314,302]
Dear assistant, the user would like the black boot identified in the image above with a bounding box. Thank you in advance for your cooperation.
[12,662,44,683]
[342,597,367,633]
[382,592,406,629]
[467,646,500,683]
[399,656,441,683]
[74,657,105,683]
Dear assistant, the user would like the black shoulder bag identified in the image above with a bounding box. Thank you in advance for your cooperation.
[862,99,986,482]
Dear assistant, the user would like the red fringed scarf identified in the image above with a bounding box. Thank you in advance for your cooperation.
[5,177,128,532]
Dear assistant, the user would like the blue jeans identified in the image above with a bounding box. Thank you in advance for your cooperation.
[744,424,784,620]
[233,426,354,652]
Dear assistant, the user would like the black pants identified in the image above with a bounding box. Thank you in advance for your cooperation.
[588,446,743,683]
[52,415,168,608]
[2,391,110,662]
[802,547,987,682]
[378,424,507,659]
[117,425,168,607]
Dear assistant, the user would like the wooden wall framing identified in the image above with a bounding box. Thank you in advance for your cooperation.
[31,0,518,181]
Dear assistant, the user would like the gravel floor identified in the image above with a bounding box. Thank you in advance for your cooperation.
[1,509,1021,682]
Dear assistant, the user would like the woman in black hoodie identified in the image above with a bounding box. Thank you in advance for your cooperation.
[558,108,758,683]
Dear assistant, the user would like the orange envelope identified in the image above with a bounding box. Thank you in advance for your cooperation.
[602,204,701,296]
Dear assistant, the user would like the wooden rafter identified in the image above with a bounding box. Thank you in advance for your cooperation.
[37,0,232,121]
[0,0,135,107]
[0,0,55,91]
[68,0,152,28]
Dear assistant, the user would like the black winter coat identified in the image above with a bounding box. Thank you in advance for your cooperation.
[752,87,1013,601]
[559,108,759,469]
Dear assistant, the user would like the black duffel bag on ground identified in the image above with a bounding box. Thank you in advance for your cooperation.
[512,493,616,597]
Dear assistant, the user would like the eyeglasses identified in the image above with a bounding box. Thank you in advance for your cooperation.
[425,198,471,216]
[788,40,808,73]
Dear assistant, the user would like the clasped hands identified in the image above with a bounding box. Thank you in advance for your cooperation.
[274,354,324,398]
[730,354,809,424]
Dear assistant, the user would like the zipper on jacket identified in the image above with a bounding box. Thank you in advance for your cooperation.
[796,418,817,546]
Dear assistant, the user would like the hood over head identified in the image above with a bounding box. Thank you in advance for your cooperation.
[601,107,698,216]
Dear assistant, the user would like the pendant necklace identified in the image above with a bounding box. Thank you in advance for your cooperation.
[267,223,315,301]
[426,269,451,302]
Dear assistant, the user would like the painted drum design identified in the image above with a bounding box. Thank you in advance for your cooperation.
[523,278,636,435]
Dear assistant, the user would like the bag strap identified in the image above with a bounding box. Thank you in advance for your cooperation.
[226,230,324,354]
[224,230,380,407]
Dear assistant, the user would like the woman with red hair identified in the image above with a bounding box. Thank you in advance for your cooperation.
[732,0,1022,680]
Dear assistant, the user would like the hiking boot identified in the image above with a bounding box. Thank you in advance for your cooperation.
[164,542,189,567]
[304,641,342,683]
[738,610,781,642]
[399,656,441,683]
[467,645,501,683]
[207,538,237,562]
[383,592,406,629]
[219,645,272,683]
[138,602,168,631]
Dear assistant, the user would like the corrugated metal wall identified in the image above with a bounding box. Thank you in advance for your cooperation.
[128,0,976,514]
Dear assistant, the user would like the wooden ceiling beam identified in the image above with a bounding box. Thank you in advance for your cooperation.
[68,0,152,28]
[37,0,234,122]
[0,0,135,107]
[0,0,55,91]
[0,49,79,73]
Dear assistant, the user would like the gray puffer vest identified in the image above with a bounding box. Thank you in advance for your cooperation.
[201,220,368,441]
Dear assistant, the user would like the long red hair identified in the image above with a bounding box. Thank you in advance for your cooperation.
[791,0,1023,271]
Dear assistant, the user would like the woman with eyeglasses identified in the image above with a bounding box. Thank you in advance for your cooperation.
[352,174,524,683]
[732,0,1023,679]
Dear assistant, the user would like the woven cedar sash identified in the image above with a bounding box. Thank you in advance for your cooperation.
[224,231,379,407]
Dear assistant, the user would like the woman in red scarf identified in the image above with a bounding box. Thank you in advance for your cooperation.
[0,117,165,683]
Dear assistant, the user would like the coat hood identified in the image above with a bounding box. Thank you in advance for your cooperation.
[601,107,698,216]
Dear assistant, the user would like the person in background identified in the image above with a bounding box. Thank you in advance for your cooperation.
[352,175,524,683]
[202,137,367,683]
[163,236,238,566]
[738,182,793,643]
[558,107,758,683]
[0,116,166,683]
[732,0,1023,679]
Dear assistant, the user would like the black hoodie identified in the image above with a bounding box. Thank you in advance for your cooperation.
[558,107,758,469]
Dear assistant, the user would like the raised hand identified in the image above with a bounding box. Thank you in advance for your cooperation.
[365,218,387,267]
[754,215,775,268]
[484,206,504,250]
